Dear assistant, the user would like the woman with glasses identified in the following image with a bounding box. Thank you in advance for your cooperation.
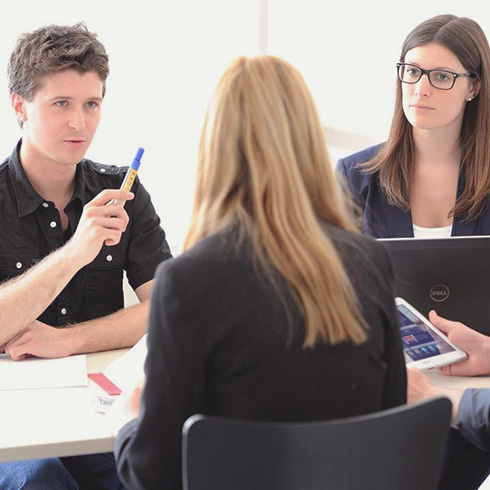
[338,14,490,490]
[337,14,489,239]
[110,55,406,490]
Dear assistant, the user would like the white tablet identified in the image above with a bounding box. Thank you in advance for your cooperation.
[396,297,467,370]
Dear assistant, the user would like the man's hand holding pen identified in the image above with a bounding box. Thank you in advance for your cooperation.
[65,189,134,269]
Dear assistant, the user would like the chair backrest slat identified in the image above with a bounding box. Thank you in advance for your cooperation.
[182,397,452,490]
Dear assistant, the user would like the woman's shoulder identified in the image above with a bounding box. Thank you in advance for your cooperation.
[336,143,385,170]
[326,222,382,250]
[324,223,393,279]
[335,143,384,199]
[154,230,251,293]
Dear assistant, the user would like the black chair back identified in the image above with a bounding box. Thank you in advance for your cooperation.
[182,397,451,490]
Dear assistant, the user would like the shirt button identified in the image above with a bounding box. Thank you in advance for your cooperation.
[16,262,22,269]
[61,308,67,315]
[106,255,113,262]
[50,221,57,228]
[42,202,49,208]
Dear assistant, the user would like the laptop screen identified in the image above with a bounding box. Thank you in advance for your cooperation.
[379,236,490,336]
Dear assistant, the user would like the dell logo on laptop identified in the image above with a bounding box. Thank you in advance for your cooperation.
[429,285,450,302]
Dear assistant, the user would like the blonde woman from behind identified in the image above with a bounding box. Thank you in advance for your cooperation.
[113,55,407,490]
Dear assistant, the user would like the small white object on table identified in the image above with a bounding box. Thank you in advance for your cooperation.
[0,348,129,463]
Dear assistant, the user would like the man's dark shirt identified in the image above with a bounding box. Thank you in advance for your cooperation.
[0,141,172,327]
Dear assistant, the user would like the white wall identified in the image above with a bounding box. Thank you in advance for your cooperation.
[0,0,258,253]
[267,1,490,162]
[1,1,490,250]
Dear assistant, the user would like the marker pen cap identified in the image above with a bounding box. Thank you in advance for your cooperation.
[131,147,145,171]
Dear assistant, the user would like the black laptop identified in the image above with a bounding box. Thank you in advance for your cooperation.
[379,236,490,336]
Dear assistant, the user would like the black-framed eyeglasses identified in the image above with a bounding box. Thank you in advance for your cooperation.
[397,62,478,90]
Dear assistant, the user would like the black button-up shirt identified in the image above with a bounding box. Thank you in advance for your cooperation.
[0,141,172,327]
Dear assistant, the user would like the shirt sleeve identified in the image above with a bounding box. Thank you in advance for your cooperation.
[457,388,490,451]
[336,158,353,197]
[378,243,407,409]
[115,259,207,490]
[336,158,368,229]
[124,177,172,290]
[381,298,407,409]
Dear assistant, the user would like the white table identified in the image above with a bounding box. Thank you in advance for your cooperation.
[2,348,490,465]
[428,370,490,390]
[0,348,129,462]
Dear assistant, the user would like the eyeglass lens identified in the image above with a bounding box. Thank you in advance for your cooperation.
[399,65,454,89]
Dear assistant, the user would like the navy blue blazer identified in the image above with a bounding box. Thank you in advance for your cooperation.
[336,143,490,238]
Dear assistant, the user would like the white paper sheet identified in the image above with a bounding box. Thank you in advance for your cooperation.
[102,334,147,392]
[0,354,88,390]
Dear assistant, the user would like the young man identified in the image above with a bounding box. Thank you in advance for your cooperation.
[0,23,172,489]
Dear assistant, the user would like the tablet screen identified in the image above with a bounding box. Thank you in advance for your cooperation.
[397,304,456,362]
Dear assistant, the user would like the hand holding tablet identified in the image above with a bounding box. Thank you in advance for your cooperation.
[396,297,467,370]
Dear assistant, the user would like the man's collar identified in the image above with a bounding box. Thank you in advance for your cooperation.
[8,139,86,218]
[70,163,86,208]
[8,140,44,218]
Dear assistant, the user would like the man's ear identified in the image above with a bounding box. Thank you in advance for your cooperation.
[11,93,27,124]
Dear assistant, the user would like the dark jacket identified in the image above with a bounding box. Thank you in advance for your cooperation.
[336,144,490,238]
[115,223,407,490]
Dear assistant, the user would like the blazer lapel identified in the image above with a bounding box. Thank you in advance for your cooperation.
[380,195,414,237]
[451,171,477,236]
[452,217,476,236]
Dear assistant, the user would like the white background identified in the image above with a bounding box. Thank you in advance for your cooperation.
[0,0,489,252]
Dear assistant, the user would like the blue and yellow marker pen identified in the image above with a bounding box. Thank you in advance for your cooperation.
[114,147,145,205]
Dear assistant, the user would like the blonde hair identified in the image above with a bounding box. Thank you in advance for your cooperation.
[185,55,366,346]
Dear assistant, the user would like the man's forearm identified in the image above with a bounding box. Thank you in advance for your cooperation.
[0,245,85,345]
[63,300,150,355]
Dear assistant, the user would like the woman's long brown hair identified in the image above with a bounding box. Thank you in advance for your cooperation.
[363,15,490,220]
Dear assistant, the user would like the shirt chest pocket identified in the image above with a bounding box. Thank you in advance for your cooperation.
[86,243,126,270]
[0,249,42,283]
[81,241,127,319]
